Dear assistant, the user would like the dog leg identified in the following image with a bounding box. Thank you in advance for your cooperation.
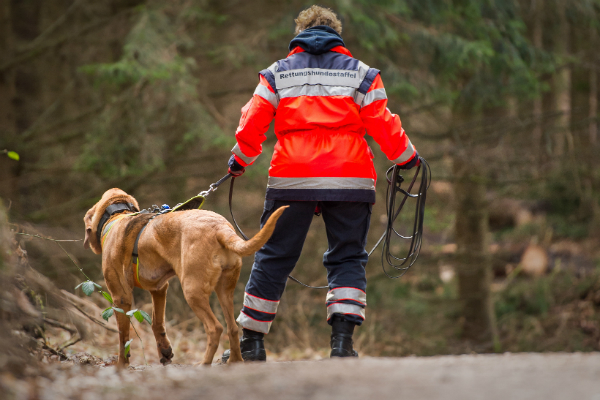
[215,264,244,363]
[105,269,133,368]
[150,282,174,366]
[115,303,132,367]
[182,282,224,366]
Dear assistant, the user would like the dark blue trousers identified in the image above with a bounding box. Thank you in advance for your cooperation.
[236,199,371,333]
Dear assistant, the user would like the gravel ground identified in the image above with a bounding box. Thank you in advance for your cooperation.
[3,352,600,400]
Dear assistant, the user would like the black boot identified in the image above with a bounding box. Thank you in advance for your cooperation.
[221,328,266,363]
[330,315,359,358]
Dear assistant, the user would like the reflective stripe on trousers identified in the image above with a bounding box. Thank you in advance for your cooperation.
[327,303,366,321]
[243,292,279,314]
[237,292,279,333]
[326,287,367,305]
[236,312,272,334]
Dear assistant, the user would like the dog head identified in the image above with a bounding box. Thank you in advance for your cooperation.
[83,188,140,254]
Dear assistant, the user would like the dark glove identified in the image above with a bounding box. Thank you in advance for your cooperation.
[398,151,420,170]
[228,155,246,177]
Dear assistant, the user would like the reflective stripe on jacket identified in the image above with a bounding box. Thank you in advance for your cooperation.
[232,30,417,202]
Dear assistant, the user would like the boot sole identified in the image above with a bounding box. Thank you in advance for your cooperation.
[221,349,267,363]
[330,348,358,358]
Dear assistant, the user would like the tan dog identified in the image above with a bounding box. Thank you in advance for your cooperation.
[83,188,286,367]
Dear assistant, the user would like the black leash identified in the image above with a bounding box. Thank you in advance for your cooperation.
[371,157,431,279]
[228,176,248,240]
[228,176,328,289]
[227,157,431,289]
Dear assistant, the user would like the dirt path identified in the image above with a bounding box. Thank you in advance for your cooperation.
[5,353,600,400]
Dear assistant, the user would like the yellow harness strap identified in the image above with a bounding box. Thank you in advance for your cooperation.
[130,257,142,289]
[100,214,129,248]
[100,213,142,288]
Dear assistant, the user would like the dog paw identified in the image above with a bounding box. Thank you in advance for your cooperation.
[160,357,172,366]
[160,347,174,365]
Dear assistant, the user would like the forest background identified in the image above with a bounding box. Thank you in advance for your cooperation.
[2,0,600,365]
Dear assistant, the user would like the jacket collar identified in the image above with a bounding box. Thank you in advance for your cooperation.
[288,26,347,55]
[287,45,352,58]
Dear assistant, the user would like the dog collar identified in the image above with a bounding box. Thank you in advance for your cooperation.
[96,203,136,245]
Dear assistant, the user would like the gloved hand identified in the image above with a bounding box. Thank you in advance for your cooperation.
[228,155,246,177]
[398,152,420,170]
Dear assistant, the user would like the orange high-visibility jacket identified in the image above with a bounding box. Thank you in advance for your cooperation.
[232,27,417,203]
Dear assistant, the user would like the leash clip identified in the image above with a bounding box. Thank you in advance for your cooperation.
[198,173,233,198]
[198,184,216,198]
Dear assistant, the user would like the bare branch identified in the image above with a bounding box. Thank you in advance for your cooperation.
[41,342,68,360]
[20,82,74,141]
[0,8,136,73]
[20,0,87,53]
[16,232,82,242]
[68,302,119,334]
[58,335,82,352]
[43,317,78,335]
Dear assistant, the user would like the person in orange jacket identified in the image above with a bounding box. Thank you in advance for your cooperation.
[223,5,419,362]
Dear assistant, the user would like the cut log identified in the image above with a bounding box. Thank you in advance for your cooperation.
[520,244,548,277]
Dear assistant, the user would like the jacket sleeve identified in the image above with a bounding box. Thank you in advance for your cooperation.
[359,74,418,166]
[231,75,277,167]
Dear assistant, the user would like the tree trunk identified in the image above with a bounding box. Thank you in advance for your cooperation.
[532,0,543,159]
[451,107,498,348]
[0,0,18,205]
[590,25,598,146]
[552,0,572,156]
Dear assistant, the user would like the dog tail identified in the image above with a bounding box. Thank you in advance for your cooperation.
[218,206,289,257]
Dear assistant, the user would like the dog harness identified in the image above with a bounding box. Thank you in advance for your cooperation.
[130,224,148,289]
[99,208,144,289]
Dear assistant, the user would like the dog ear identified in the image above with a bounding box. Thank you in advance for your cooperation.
[83,228,92,249]
[83,204,102,254]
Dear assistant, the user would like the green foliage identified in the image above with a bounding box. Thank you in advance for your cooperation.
[124,339,134,358]
[81,5,197,87]
[496,278,552,317]
[538,169,593,239]
[101,307,114,321]
[140,310,152,324]
[2,149,19,161]
[76,281,98,296]
[337,0,552,109]
[101,291,113,304]
[493,269,600,352]
[126,309,151,324]
[77,2,222,179]
[101,306,126,322]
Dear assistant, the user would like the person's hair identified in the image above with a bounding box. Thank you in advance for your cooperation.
[294,5,342,35]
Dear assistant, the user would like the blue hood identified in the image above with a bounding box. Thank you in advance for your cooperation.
[288,26,345,55]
